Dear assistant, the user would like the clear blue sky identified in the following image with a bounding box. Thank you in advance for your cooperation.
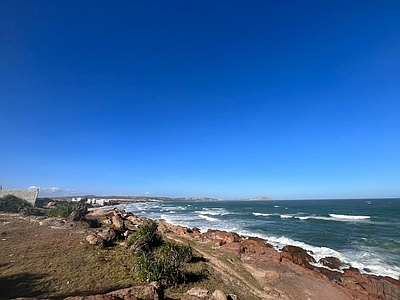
[1,1,399,199]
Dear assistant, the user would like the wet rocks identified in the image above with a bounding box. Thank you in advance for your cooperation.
[319,256,349,270]
[280,245,316,269]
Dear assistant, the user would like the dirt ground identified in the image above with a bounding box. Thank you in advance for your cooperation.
[0,212,373,300]
[0,213,251,299]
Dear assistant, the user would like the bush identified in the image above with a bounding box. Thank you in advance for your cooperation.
[128,220,193,285]
[132,241,193,285]
[0,195,33,213]
[45,200,90,221]
[127,220,163,253]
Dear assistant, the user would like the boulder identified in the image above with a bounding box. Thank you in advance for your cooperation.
[240,238,271,255]
[341,269,400,300]
[186,287,210,298]
[124,219,138,231]
[318,256,349,270]
[211,289,226,300]
[203,230,241,245]
[111,213,125,231]
[97,228,117,242]
[264,271,280,280]
[280,245,316,269]
[127,215,145,224]
[86,233,103,245]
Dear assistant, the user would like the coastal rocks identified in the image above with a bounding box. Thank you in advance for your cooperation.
[340,268,400,300]
[319,256,349,271]
[86,233,104,245]
[240,237,273,255]
[111,213,125,231]
[280,245,316,269]
[85,209,150,246]
[202,230,241,245]
[86,228,117,245]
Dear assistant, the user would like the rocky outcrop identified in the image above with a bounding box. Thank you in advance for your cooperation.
[201,230,241,245]
[85,209,149,245]
[319,256,350,270]
[84,208,400,300]
[280,245,316,269]
[86,228,117,245]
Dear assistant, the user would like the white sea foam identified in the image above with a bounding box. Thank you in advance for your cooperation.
[329,214,370,220]
[198,214,219,222]
[120,200,399,280]
[253,212,273,217]
[198,211,222,216]
[280,214,293,219]
[294,215,331,221]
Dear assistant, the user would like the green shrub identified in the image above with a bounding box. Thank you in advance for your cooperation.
[127,220,163,253]
[0,195,33,213]
[132,241,193,285]
[45,200,90,221]
[128,220,193,285]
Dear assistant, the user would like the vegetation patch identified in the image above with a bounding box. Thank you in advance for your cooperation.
[45,200,91,221]
[129,220,194,286]
[0,195,41,216]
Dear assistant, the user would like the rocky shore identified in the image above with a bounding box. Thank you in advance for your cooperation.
[1,208,400,300]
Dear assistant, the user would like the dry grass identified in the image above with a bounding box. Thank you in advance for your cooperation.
[0,214,137,298]
[1,213,258,299]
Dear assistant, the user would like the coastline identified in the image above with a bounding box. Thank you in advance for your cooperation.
[1,208,399,299]
[117,198,400,280]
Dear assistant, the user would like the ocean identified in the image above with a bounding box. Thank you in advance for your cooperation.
[118,198,400,280]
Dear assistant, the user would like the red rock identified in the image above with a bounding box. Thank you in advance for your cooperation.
[319,256,349,270]
[220,242,244,254]
[240,238,271,255]
[202,230,241,245]
[280,245,316,270]
[264,270,280,280]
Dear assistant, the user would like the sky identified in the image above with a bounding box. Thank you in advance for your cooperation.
[1,1,399,199]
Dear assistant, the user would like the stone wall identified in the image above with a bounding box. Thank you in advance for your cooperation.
[0,188,39,207]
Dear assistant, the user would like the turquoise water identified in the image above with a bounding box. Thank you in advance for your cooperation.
[119,198,400,279]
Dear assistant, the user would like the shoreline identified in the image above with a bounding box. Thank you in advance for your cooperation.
[103,206,400,299]
[116,200,400,281]
[1,208,400,299]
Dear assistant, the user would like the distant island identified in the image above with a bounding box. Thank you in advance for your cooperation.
[247,196,272,201]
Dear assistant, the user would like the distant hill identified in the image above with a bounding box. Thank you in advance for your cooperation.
[247,196,272,201]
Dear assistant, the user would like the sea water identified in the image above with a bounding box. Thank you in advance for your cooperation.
[118,198,400,280]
